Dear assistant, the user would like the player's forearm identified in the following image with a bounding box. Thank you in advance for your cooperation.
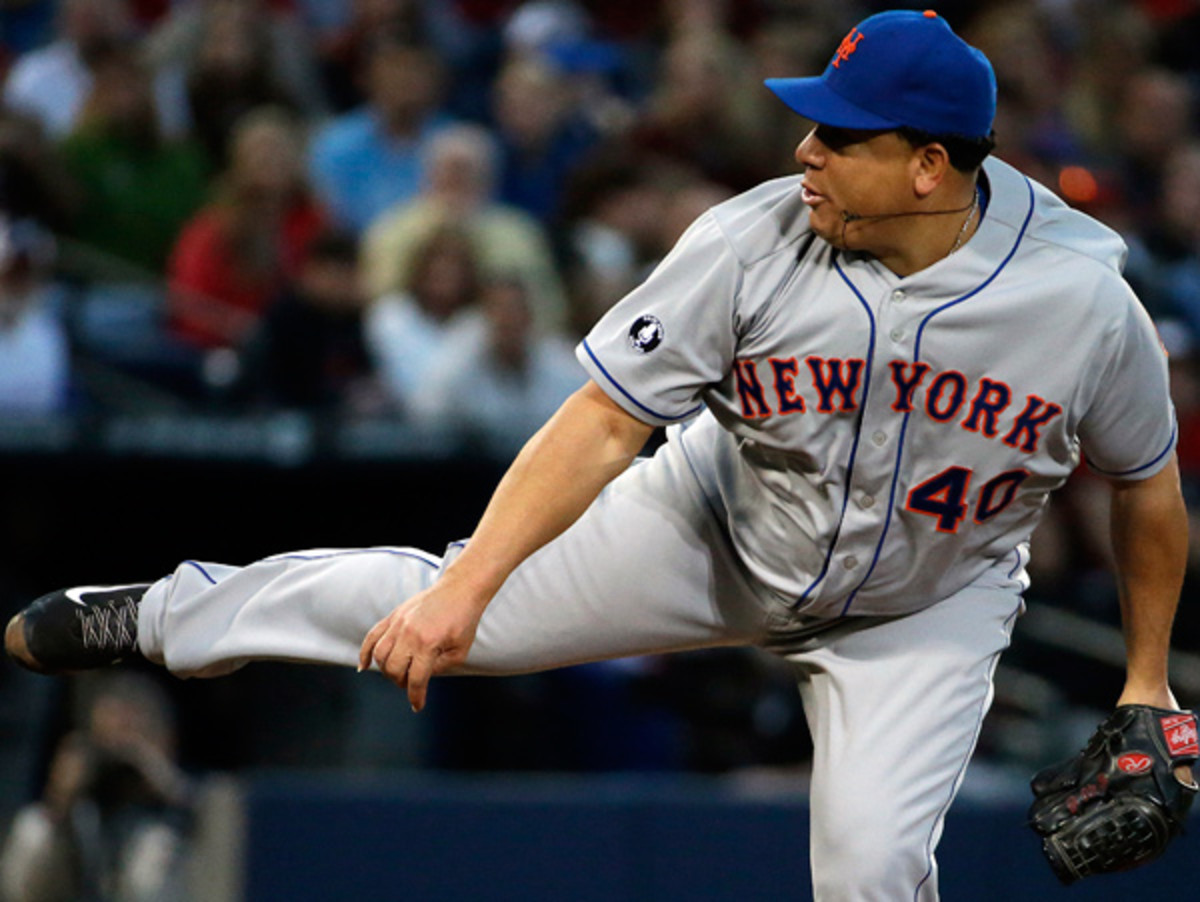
[1108,457,1188,707]
[437,381,655,608]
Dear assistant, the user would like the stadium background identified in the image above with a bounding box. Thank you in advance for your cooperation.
[1,0,1199,898]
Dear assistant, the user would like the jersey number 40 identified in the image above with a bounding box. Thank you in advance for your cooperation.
[906,466,1029,533]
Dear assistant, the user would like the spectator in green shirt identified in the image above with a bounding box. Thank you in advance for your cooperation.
[59,43,210,278]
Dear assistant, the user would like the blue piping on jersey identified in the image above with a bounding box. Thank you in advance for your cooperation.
[183,560,218,585]
[791,269,877,608]
[1006,545,1027,581]
[839,176,1038,617]
[264,548,441,568]
[912,601,1023,900]
[1087,420,1177,477]
[581,339,705,423]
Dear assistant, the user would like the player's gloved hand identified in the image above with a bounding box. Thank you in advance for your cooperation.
[1027,704,1198,884]
[358,577,488,712]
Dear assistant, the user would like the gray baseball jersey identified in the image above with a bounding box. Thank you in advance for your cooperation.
[577,156,1175,619]
[110,154,1173,902]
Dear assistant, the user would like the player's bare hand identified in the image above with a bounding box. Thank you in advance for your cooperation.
[358,584,485,712]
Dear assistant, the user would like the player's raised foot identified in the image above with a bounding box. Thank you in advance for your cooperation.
[5,584,151,675]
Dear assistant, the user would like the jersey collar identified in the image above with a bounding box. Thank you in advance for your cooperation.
[846,158,1034,298]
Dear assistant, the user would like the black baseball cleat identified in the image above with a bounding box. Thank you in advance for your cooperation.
[5,584,151,674]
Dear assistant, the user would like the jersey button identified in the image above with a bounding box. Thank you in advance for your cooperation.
[859,493,876,509]
[872,431,887,446]
[843,555,859,569]
[890,328,905,342]
[892,289,906,302]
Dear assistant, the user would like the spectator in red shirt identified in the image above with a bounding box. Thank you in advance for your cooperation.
[167,106,325,350]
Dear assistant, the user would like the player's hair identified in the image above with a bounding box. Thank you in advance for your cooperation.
[896,127,996,173]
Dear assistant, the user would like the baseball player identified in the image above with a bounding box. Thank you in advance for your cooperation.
[7,10,1197,899]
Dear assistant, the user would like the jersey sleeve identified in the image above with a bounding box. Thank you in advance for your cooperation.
[1077,291,1176,480]
[576,211,741,426]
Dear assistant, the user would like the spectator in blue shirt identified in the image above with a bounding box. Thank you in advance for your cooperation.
[489,55,600,225]
[308,36,455,235]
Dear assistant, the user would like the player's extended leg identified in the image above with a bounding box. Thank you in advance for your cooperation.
[8,434,779,679]
[138,548,444,677]
[455,439,777,674]
[777,569,1025,902]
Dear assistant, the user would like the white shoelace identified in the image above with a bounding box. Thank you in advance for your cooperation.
[77,597,138,652]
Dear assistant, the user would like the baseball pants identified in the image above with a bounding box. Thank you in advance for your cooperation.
[135,432,1024,902]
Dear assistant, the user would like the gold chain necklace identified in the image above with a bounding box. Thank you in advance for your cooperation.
[949,188,980,256]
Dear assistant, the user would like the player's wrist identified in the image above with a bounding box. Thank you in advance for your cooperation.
[1115,682,1178,711]
[436,556,507,613]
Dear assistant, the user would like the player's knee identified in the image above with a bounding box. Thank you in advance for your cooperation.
[811,814,935,901]
[812,854,934,902]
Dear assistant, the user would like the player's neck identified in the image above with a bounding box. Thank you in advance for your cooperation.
[872,181,981,278]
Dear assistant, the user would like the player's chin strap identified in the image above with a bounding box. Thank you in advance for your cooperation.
[838,183,980,251]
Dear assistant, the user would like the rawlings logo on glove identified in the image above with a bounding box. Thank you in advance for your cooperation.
[1162,713,1199,756]
[1028,705,1198,884]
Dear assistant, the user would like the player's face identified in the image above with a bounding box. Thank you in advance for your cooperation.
[794,125,924,250]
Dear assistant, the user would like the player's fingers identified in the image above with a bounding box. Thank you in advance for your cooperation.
[406,651,438,713]
[370,623,405,677]
[378,637,413,689]
[432,646,469,675]
[358,615,392,671]
[386,660,413,692]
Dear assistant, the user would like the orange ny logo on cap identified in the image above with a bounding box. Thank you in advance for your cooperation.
[832,27,864,68]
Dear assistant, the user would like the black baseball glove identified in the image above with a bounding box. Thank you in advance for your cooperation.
[1028,704,1198,884]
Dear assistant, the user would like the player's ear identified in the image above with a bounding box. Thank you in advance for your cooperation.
[911,142,951,199]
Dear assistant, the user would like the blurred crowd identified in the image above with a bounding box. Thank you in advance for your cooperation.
[0,0,795,454]
[0,0,1198,452]
[1,674,192,902]
[2,2,1200,893]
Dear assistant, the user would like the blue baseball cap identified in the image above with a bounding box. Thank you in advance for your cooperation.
[765,10,996,139]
